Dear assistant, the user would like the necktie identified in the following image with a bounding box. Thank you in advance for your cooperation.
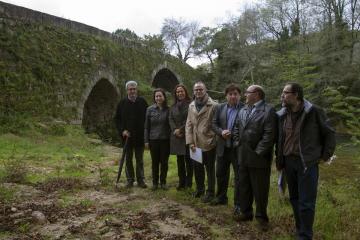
[246,105,254,121]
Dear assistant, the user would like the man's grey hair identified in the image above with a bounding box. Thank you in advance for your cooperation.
[125,80,138,90]
[193,81,207,89]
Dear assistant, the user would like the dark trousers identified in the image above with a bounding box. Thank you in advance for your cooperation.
[177,148,193,188]
[125,142,145,184]
[193,148,216,195]
[149,139,170,185]
[238,166,271,221]
[216,147,240,205]
[285,156,319,240]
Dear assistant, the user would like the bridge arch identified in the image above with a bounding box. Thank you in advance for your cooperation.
[78,70,120,140]
[151,64,181,92]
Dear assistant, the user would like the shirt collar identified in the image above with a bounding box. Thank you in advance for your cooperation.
[253,99,264,108]
[227,101,240,109]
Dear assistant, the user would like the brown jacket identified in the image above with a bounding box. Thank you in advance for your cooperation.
[185,96,217,152]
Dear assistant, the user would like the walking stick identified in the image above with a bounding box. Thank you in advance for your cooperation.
[116,136,129,187]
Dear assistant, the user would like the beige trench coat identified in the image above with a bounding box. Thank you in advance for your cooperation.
[185,97,217,152]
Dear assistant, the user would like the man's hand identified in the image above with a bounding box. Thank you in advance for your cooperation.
[221,129,231,139]
[174,129,183,138]
[145,143,149,149]
[122,130,130,138]
[190,144,196,152]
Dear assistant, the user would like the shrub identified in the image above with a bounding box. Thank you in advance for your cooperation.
[1,156,28,183]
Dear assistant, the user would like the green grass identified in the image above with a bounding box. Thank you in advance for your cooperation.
[0,125,359,239]
[0,125,105,184]
[0,185,15,204]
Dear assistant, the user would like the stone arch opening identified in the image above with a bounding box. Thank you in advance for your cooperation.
[82,78,119,141]
[152,68,179,92]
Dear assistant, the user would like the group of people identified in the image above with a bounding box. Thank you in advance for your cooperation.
[115,80,336,240]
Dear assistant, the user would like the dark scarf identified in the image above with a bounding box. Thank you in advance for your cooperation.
[195,93,209,112]
[176,99,190,110]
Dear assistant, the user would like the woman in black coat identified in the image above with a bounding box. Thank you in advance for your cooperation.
[144,88,171,190]
[169,84,193,190]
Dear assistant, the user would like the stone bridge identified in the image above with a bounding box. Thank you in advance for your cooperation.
[0,1,198,139]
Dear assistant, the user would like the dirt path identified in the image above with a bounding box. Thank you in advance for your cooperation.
[1,181,229,240]
[0,144,289,240]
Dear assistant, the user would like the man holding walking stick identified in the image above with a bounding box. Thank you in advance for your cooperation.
[115,80,148,188]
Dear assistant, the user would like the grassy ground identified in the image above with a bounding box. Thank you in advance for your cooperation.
[0,125,359,239]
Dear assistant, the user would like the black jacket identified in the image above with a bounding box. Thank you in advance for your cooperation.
[144,104,171,143]
[114,96,148,146]
[212,102,244,157]
[233,100,277,168]
[275,100,336,170]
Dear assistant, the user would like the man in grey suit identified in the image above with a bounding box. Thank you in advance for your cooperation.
[233,85,277,231]
[212,84,244,210]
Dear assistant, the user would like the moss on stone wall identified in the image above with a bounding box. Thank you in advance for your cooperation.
[0,19,197,133]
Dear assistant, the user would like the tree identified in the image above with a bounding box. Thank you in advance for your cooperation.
[261,0,291,41]
[194,27,218,70]
[143,34,168,54]
[161,18,199,63]
[347,0,360,63]
[113,28,141,42]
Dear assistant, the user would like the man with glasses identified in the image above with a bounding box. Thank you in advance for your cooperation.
[115,80,148,188]
[276,83,336,240]
[233,85,277,231]
[186,81,217,203]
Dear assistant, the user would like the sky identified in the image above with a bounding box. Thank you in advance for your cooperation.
[3,0,258,66]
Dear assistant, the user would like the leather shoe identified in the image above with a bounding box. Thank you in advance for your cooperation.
[125,182,134,188]
[234,212,253,222]
[210,198,228,206]
[137,182,147,188]
[256,218,269,232]
[192,190,204,198]
[201,193,214,203]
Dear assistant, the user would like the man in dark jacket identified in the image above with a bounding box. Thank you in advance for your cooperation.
[115,80,148,188]
[276,83,336,240]
[211,84,243,209]
[233,85,277,231]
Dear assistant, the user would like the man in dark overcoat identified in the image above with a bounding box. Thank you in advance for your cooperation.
[115,80,148,188]
[233,85,277,231]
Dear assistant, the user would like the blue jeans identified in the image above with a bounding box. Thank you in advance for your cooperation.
[284,156,319,240]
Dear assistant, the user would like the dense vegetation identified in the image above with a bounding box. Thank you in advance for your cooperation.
[157,0,360,142]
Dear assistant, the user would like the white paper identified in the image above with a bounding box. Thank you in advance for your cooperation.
[190,147,202,163]
[325,155,337,165]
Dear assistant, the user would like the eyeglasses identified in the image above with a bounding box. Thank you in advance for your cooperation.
[194,88,204,92]
[245,90,258,94]
[282,91,294,95]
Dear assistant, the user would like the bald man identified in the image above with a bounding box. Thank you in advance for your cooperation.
[233,85,277,231]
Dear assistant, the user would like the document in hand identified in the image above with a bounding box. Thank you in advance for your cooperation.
[190,147,202,163]
[278,170,286,196]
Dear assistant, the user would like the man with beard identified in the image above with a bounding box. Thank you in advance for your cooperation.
[186,81,217,203]
[276,83,336,240]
